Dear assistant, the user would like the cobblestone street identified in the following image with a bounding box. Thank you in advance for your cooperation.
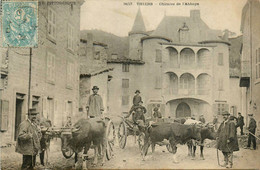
[1,134,260,169]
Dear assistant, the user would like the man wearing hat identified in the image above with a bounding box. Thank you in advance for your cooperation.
[217,111,239,168]
[86,86,104,118]
[133,90,142,106]
[15,108,42,170]
[153,107,162,121]
[236,112,245,135]
[245,113,256,150]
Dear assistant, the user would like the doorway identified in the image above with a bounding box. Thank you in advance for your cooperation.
[15,97,24,140]
[176,102,191,118]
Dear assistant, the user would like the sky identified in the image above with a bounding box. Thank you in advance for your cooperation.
[80,0,247,37]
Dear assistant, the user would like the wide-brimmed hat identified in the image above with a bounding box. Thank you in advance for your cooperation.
[92,86,99,90]
[28,108,39,115]
[135,90,140,94]
[222,111,230,115]
[248,113,253,116]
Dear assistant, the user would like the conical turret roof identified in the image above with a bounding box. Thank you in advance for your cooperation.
[131,8,146,32]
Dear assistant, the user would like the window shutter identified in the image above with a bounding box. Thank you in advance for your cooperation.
[0,100,9,131]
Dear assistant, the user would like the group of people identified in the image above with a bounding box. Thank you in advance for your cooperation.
[16,85,258,169]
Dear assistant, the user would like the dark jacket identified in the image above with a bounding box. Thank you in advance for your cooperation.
[133,95,142,106]
[15,119,41,155]
[237,115,244,126]
[249,118,257,133]
[217,119,239,152]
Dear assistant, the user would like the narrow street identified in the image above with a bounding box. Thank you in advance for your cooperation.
[1,134,260,169]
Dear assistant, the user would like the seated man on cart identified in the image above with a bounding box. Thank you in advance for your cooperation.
[125,101,147,128]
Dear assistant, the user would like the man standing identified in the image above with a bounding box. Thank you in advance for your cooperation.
[217,111,239,168]
[86,86,104,118]
[236,112,245,135]
[245,113,257,150]
[15,108,41,170]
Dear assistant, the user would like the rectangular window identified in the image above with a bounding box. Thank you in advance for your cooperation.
[122,64,129,72]
[67,24,74,51]
[155,76,161,89]
[218,53,223,65]
[218,78,223,91]
[47,52,55,82]
[122,79,129,88]
[0,100,9,131]
[48,7,56,39]
[67,62,74,88]
[216,103,229,115]
[122,96,129,105]
[155,49,162,63]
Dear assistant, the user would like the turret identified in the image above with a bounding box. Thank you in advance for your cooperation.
[128,8,148,60]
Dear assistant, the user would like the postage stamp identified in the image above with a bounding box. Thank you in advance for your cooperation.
[2,1,38,47]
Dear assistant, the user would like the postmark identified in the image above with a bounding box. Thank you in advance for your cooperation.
[2,1,38,47]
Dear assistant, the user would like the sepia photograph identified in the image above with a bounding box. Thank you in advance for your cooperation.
[0,0,260,169]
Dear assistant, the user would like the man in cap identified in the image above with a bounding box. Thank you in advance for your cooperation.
[245,113,256,150]
[217,111,239,168]
[236,112,245,135]
[15,108,42,170]
[86,86,104,118]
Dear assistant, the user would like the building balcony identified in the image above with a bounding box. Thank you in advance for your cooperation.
[166,88,211,99]
[239,60,250,87]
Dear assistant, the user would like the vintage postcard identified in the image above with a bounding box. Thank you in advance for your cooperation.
[0,0,260,169]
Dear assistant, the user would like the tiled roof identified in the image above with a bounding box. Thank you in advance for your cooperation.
[107,58,145,64]
[80,66,113,76]
[151,15,222,42]
[130,8,146,33]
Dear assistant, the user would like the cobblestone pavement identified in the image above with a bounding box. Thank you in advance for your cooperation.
[1,136,260,169]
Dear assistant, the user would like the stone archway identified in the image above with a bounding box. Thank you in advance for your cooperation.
[176,102,191,118]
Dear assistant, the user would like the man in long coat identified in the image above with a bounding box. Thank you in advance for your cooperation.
[217,111,239,168]
[86,86,104,118]
[15,108,41,170]
[245,113,257,150]
[236,112,245,135]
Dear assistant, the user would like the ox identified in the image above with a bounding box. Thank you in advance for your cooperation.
[60,118,107,169]
[142,122,202,163]
[187,124,217,159]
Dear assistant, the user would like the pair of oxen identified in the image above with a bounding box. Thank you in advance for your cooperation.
[59,117,216,169]
[140,118,217,163]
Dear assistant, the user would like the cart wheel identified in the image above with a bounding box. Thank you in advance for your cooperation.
[62,146,74,159]
[106,120,115,160]
[117,121,127,149]
[166,144,173,153]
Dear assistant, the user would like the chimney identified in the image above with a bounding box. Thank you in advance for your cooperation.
[190,10,200,20]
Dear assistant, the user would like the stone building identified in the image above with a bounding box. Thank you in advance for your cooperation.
[0,0,84,144]
[107,9,232,122]
[79,33,113,115]
[240,0,260,126]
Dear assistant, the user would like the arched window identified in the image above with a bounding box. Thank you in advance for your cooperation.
[180,48,195,67]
